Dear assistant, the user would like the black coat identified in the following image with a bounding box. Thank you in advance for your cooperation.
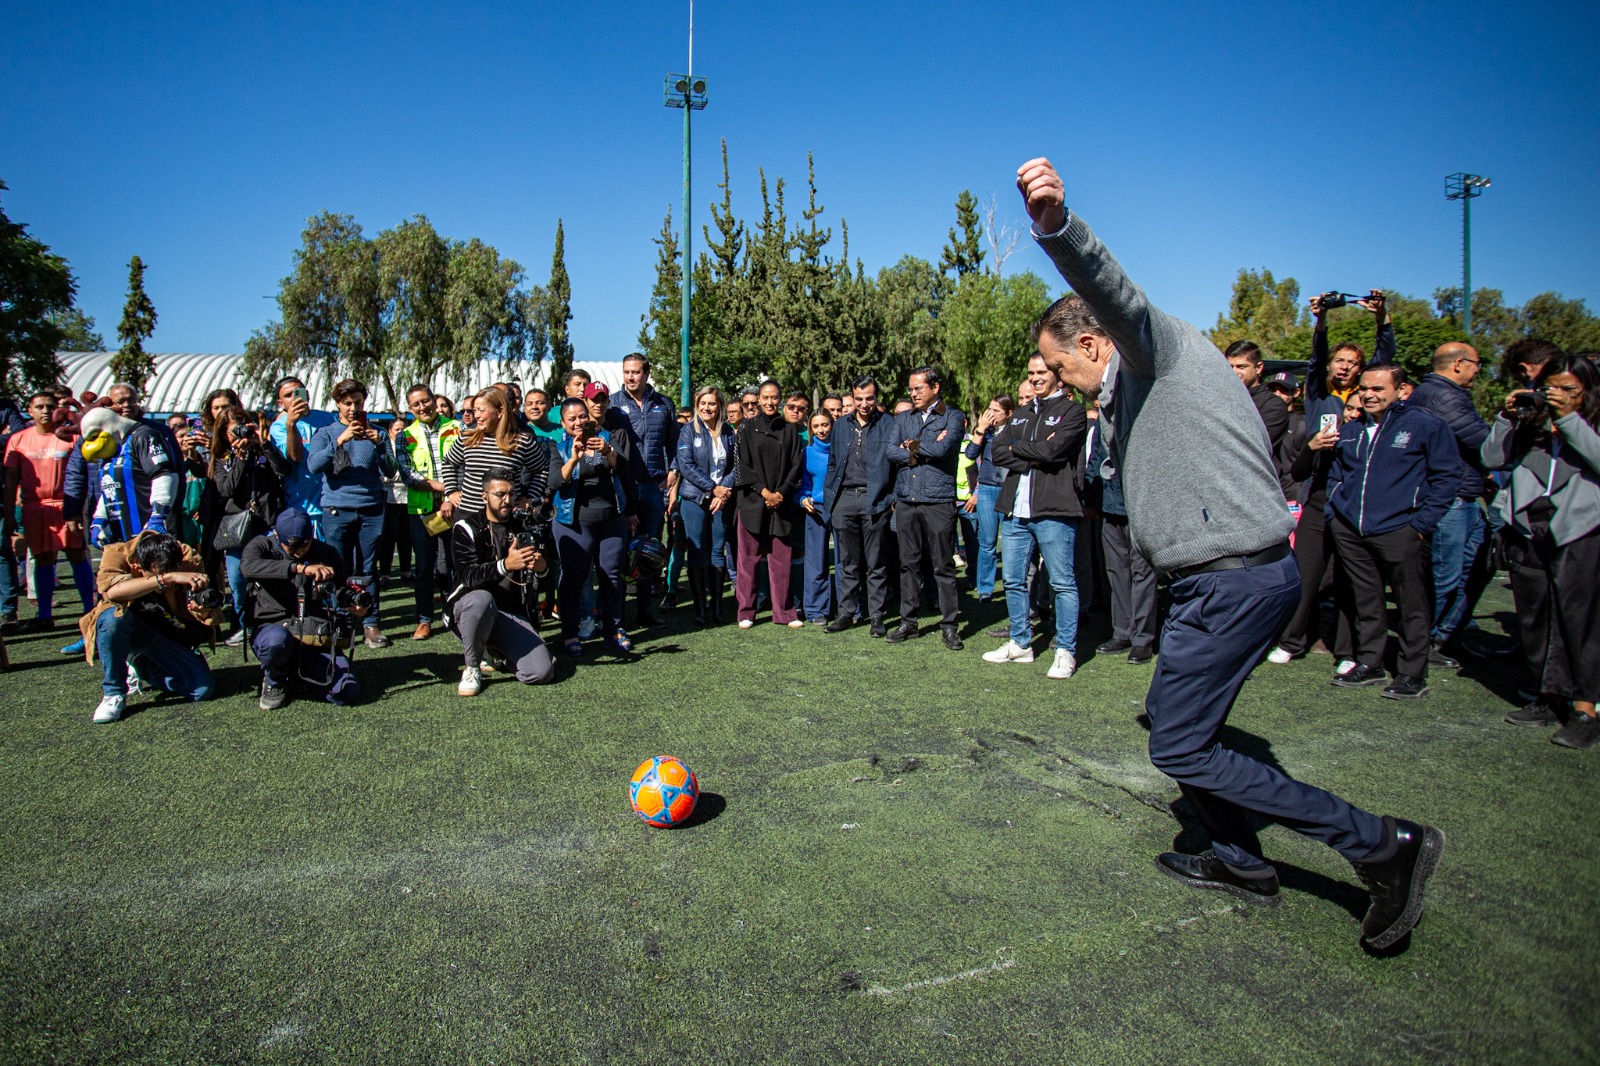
[733,412,803,537]
[993,392,1090,518]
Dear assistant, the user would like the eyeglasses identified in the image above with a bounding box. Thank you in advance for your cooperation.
[1456,358,1481,367]
[784,403,807,411]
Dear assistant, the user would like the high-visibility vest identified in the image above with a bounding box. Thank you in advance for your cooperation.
[401,418,460,515]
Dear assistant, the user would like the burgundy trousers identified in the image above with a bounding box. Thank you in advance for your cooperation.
[735,516,797,624]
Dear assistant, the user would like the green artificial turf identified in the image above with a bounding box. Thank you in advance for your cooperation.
[1,581,1596,1064]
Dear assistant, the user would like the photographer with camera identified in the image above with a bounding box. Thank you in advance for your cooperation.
[209,405,289,646]
[445,469,555,696]
[77,530,220,724]
[240,508,363,710]
[1481,354,1600,748]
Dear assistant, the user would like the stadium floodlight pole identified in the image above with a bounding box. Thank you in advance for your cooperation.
[664,1,708,408]
[1444,173,1491,339]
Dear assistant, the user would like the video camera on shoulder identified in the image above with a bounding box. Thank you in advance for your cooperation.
[1316,291,1365,310]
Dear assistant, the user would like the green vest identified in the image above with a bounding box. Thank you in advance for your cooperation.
[401,417,461,514]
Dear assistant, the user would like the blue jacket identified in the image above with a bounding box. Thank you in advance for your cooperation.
[549,429,628,525]
[799,434,831,511]
[1404,373,1489,501]
[822,408,897,520]
[614,388,680,481]
[1325,402,1462,537]
[1305,321,1396,426]
[306,421,397,510]
[674,418,735,504]
[63,449,102,522]
[887,401,967,504]
[962,433,1006,488]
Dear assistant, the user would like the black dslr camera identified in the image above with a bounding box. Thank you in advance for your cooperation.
[188,586,227,611]
[507,500,552,552]
[1316,291,1366,310]
[1511,388,1551,422]
[304,578,373,645]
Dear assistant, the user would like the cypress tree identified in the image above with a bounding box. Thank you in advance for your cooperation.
[545,219,574,387]
[112,255,158,392]
[939,189,986,279]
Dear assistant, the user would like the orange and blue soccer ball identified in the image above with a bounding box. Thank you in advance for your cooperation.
[629,755,699,828]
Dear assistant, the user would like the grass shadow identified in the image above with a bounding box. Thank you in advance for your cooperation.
[677,791,726,829]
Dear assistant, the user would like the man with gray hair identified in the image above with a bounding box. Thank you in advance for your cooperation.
[1016,155,1443,951]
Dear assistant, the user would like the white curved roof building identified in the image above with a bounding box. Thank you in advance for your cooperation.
[54,352,628,415]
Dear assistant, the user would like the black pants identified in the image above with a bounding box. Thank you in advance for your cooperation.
[832,490,889,621]
[1329,515,1434,679]
[1102,513,1159,647]
[896,501,959,627]
[377,501,412,575]
[1280,502,1355,658]
[1506,524,1600,701]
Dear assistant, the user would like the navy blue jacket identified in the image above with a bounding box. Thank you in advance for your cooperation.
[1325,402,1462,537]
[614,387,679,481]
[673,418,735,504]
[1404,373,1489,501]
[1305,321,1396,427]
[886,401,967,504]
[822,408,897,520]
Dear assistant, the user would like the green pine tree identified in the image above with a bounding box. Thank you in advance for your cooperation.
[545,219,574,387]
[939,189,985,279]
[112,255,158,392]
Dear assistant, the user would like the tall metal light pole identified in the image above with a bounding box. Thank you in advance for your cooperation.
[664,2,707,408]
[1444,173,1491,339]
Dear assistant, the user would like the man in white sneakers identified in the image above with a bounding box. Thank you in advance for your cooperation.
[982,354,1089,679]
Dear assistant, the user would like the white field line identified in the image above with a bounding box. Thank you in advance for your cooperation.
[864,956,1016,996]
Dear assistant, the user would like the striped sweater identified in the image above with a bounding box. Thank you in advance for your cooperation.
[440,432,551,514]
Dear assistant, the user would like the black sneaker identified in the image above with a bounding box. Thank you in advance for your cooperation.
[1381,674,1429,700]
[1552,713,1600,750]
[824,616,853,634]
[1127,645,1154,665]
[884,621,918,644]
[1427,645,1460,670]
[259,681,288,711]
[940,625,963,651]
[1504,701,1559,727]
[1332,662,1386,687]
[869,617,888,639]
[1155,851,1281,906]
[1097,638,1132,654]
[1351,817,1445,949]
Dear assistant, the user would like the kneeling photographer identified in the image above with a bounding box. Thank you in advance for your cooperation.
[240,508,365,710]
[445,469,555,697]
[78,530,221,725]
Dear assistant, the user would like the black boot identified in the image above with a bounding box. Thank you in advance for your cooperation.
[688,567,708,627]
[635,577,660,628]
[709,568,726,624]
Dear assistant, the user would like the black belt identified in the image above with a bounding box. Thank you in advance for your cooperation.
[1168,541,1290,581]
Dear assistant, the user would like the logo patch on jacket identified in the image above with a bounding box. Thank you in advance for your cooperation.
[1392,431,1412,447]
[1044,415,1062,426]
[694,435,704,449]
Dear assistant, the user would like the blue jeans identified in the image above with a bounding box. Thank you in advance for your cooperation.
[1000,515,1079,653]
[253,621,359,702]
[95,609,214,701]
[802,508,832,621]
[1146,553,1386,870]
[679,497,728,570]
[321,503,384,628]
[974,483,1002,599]
[223,549,245,628]
[1431,498,1485,644]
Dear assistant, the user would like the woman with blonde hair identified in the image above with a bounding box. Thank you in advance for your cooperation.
[441,387,550,517]
[674,385,735,624]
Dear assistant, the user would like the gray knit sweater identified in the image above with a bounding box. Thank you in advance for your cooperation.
[1035,212,1292,572]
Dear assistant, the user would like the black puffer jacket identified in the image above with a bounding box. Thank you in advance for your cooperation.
[1406,373,1490,500]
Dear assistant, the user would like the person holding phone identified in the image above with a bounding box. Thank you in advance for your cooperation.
[307,378,396,649]
[268,377,336,537]
[208,405,289,645]
[549,397,632,655]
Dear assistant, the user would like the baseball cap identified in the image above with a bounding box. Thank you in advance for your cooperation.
[583,382,610,401]
[275,508,313,544]
[1266,371,1299,392]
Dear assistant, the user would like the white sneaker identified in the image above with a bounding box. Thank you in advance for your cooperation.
[1047,648,1077,680]
[738,619,754,629]
[458,666,482,697]
[983,639,1035,664]
[786,619,805,628]
[126,662,144,695]
[92,694,125,724]
[1267,646,1292,665]
[1334,659,1357,677]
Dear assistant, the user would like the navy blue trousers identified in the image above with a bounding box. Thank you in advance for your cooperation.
[1146,552,1387,870]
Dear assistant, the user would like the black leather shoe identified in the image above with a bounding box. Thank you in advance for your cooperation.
[1332,662,1386,687]
[869,618,888,639]
[941,625,963,651]
[1097,638,1132,654]
[884,621,919,644]
[1504,700,1558,727]
[1552,712,1600,749]
[1351,817,1445,949]
[1381,674,1430,700]
[1127,645,1154,665]
[1155,852,1281,906]
[986,624,1010,639]
[824,616,853,634]
[1427,645,1460,669]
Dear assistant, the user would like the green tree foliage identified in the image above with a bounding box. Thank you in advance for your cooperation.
[112,255,158,392]
[940,271,1053,411]
[243,213,544,408]
[939,190,985,279]
[0,179,73,394]
[638,206,684,400]
[544,219,574,389]
[1208,268,1305,355]
[53,306,103,351]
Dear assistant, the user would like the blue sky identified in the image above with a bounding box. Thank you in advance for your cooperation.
[4,0,1597,363]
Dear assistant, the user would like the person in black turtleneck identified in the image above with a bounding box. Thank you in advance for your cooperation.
[732,380,804,628]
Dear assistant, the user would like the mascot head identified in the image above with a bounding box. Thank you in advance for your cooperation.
[80,405,137,463]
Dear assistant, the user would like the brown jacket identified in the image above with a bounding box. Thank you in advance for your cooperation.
[78,533,220,664]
